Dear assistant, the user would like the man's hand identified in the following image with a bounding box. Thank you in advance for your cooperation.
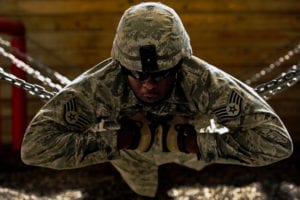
[117,118,142,150]
[175,124,199,153]
[116,114,199,154]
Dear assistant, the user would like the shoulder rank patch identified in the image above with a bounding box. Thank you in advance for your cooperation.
[63,98,90,130]
[212,90,243,122]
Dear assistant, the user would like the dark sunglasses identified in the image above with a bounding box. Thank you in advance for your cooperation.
[127,68,177,82]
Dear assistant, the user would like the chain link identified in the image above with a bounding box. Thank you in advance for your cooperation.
[0,46,63,91]
[255,64,300,100]
[0,67,55,101]
[246,43,300,85]
[0,37,71,86]
[1,61,298,102]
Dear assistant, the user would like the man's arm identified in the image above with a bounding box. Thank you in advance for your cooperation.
[184,58,293,166]
[195,110,293,166]
[21,77,120,169]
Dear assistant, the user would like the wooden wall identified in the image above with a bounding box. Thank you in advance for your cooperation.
[0,0,299,144]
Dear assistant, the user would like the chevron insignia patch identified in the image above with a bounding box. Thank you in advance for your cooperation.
[63,98,90,130]
[212,90,243,122]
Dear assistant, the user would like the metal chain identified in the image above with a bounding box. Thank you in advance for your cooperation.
[0,46,298,102]
[0,46,63,91]
[255,63,300,100]
[1,61,298,102]
[0,37,71,86]
[246,43,300,85]
[0,66,55,101]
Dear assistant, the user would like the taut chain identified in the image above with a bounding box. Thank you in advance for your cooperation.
[255,63,299,100]
[0,46,63,91]
[0,67,55,101]
[245,43,300,85]
[1,63,299,101]
[0,37,71,86]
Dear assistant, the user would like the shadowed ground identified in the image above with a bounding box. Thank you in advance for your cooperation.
[0,143,299,200]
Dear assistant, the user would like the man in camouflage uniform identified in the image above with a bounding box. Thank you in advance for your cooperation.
[21,2,293,197]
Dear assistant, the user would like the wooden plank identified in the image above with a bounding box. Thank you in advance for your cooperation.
[27,99,45,116]
[5,0,300,16]
[0,117,12,144]
[0,100,40,116]
[0,98,43,117]
[271,103,300,117]
[18,29,300,69]
[26,31,114,50]
[25,45,299,70]
[0,0,18,15]
[21,14,121,32]
[24,30,299,51]
[181,13,300,31]
[18,13,300,32]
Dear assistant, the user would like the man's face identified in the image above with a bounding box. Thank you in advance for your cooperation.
[127,70,176,104]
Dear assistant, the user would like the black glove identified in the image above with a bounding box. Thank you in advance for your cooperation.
[175,124,199,153]
[117,117,142,150]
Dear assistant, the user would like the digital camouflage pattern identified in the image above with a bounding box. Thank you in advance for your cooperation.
[111,2,192,72]
[21,56,293,197]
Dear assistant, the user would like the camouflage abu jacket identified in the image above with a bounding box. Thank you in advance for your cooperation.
[21,56,293,197]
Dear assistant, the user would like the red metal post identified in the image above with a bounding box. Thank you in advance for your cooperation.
[11,37,27,151]
[0,18,27,151]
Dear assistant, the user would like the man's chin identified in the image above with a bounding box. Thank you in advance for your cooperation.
[141,97,161,104]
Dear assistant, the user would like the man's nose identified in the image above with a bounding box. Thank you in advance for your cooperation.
[142,77,158,89]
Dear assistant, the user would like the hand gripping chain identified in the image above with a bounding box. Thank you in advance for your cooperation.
[0,67,55,101]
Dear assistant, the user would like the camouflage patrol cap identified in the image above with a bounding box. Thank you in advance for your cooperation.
[111,2,192,73]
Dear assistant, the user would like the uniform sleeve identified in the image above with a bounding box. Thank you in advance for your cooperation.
[21,75,120,169]
[193,66,293,166]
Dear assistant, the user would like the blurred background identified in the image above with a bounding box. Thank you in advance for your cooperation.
[0,0,299,199]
